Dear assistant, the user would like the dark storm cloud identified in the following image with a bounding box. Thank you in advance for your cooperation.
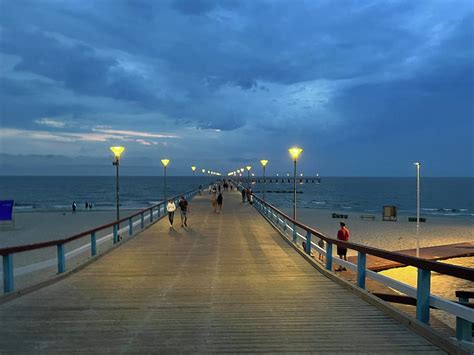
[0,0,473,175]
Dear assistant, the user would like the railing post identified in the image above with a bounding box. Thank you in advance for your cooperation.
[91,231,97,256]
[128,217,133,236]
[113,224,118,244]
[158,205,161,218]
[3,253,14,293]
[151,207,155,222]
[57,244,65,274]
[456,295,472,342]
[357,251,366,289]
[305,231,311,255]
[141,212,145,229]
[326,242,333,270]
[416,268,431,324]
[292,223,297,243]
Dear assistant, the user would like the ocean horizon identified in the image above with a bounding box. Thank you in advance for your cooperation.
[1,176,472,217]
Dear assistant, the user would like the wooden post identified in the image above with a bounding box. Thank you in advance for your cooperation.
[357,251,366,289]
[57,244,65,274]
[416,268,431,324]
[113,224,118,244]
[305,231,311,255]
[91,231,97,256]
[128,218,133,236]
[326,242,333,271]
[292,223,297,243]
[140,212,145,229]
[150,207,154,222]
[3,253,14,293]
[456,294,472,342]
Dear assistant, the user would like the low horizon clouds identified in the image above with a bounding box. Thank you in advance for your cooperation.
[0,0,473,176]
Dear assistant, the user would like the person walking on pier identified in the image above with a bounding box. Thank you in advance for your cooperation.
[178,196,189,227]
[335,222,350,271]
[241,188,246,202]
[217,192,223,213]
[167,199,176,228]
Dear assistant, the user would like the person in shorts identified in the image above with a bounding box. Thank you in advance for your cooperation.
[178,196,189,227]
[166,199,176,228]
[335,222,350,271]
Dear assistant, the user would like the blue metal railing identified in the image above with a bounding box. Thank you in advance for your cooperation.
[0,186,206,295]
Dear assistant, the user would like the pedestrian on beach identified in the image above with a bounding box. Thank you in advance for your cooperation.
[335,222,350,271]
[85,201,89,209]
[217,192,223,213]
[167,199,176,228]
[72,201,77,213]
[241,188,246,202]
[178,195,189,227]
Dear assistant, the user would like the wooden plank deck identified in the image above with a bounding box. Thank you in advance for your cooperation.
[0,191,443,353]
[348,242,474,272]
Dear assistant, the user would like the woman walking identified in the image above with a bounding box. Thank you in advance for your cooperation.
[167,199,176,228]
[217,192,223,213]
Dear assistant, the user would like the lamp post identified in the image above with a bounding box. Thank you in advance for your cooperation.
[260,160,268,201]
[161,159,170,203]
[246,166,252,188]
[414,162,421,257]
[110,146,125,222]
[289,147,303,220]
[191,166,196,189]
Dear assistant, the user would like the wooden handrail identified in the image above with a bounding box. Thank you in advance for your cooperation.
[0,187,200,256]
[251,193,474,282]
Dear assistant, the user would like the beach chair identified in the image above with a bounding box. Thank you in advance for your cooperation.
[0,200,15,229]
[382,206,397,221]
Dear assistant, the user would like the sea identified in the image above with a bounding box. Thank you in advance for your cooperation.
[0,176,473,218]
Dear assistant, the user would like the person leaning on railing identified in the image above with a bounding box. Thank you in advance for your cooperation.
[335,222,350,271]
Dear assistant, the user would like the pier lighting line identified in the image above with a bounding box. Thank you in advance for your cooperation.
[191,166,196,189]
[260,160,269,201]
[110,146,125,227]
[161,159,170,203]
[288,147,303,220]
[414,162,421,257]
[246,166,252,188]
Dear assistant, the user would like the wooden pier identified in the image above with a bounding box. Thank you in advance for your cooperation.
[0,191,445,352]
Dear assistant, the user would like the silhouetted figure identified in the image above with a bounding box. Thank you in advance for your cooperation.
[72,201,77,213]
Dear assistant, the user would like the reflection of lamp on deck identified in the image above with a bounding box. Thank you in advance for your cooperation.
[289,147,303,220]
[414,162,421,257]
[260,160,268,201]
[161,159,170,203]
[110,146,125,222]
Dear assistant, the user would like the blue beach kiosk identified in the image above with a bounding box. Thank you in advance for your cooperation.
[0,200,15,229]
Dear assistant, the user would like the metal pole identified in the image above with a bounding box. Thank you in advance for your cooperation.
[263,166,266,201]
[248,171,250,189]
[416,164,420,257]
[116,159,120,221]
[164,166,167,203]
[293,159,297,220]
[193,170,195,189]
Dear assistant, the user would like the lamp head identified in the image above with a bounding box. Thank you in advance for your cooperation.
[110,146,125,160]
[288,147,303,161]
[201,168,205,173]
[246,165,252,171]
[191,166,196,171]
[414,162,420,166]
[260,159,268,167]
[161,159,170,167]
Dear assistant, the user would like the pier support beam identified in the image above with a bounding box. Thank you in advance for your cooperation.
[91,232,97,256]
[3,254,14,293]
[57,244,65,274]
[357,251,366,289]
[326,242,333,271]
[416,268,431,324]
[305,231,311,255]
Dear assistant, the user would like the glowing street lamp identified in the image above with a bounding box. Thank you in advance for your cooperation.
[288,147,303,220]
[110,146,125,223]
[260,159,268,201]
[161,159,170,203]
[191,166,196,189]
[246,165,252,188]
[414,162,421,257]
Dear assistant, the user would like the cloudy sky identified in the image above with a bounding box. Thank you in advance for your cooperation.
[0,0,473,176]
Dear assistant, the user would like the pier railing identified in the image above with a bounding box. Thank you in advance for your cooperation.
[240,186,473,343]
[0,186,203,295]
